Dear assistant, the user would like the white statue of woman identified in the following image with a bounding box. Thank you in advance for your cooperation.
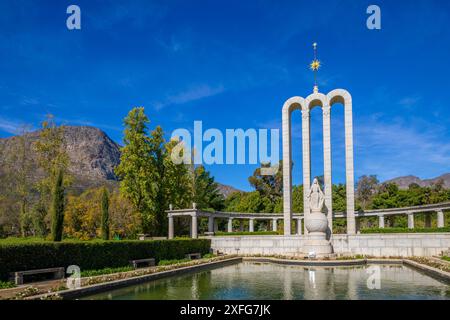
[308,178,324,212]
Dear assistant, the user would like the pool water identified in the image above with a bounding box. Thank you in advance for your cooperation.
[82,262,449,300]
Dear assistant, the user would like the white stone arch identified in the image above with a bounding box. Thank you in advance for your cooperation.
[282,97,305,235]
[327,89,355,234]
[305,92,327,110]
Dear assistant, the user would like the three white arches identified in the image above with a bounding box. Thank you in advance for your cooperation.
[282,89,356,235]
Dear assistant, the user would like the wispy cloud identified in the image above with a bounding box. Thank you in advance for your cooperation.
[0,117,34,135]
[153,84,225,110]
[398,95,421,108]
[354,115,450,180]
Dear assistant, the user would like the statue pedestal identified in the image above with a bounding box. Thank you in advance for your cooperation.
[303,211,333,256]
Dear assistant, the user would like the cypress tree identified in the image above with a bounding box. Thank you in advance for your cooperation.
[101,187,110,240]
[51,169,65,241]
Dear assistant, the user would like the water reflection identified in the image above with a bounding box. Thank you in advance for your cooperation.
[82,262,449,300]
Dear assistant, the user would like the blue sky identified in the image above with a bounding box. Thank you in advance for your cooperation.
[1,0,450,191]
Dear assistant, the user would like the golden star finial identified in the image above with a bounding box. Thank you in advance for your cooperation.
[310,59,321,71]
[310,42,321,92]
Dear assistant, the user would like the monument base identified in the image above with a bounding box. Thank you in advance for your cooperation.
[302,233,333,256]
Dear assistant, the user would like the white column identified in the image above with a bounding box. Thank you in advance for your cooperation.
[191,214,198,238]
[437,210,444,228]
[378,215,385,228]
[301,108,311,235]
[227,218,233,233]
[168,216,174,239]
[272,218,278,232]
[249,219,255,232]
[296,218,302,235]
[322,104,333,233]
[407,213,414,229]
[208,216,214,233]
[344,94,355,235]
[282,105,293,235]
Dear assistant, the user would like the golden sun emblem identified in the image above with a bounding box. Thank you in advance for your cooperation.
[310,59,321,71]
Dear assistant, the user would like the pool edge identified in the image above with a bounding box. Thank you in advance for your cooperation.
[29,257,243,300]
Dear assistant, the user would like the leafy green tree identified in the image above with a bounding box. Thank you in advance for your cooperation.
[51,169,65,241]
[356,175,379,209]
[193,165,224,211]
[101,187,110,240]
[248,161,283,201]
[164,138,192,210]
[115,107,155,233]
[34,114,71,233]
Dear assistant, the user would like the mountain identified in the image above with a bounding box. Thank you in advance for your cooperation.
[384,174,450,189]
[0,126,121,193]
[0,126,242,196]
[216,183,242,198]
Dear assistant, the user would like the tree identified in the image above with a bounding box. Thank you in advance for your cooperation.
[115,107,155,233]
[148,126,168,235]
[101,187,110,240]
[248,161,283,201]
[164,137,193,210]
[356,175,379,210]
[51,169,65,241]
[34,114,71,225]
[193,165,224,211]
[13,126,34,236]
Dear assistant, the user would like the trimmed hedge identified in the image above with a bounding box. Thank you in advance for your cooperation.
[0,239,210,280]
[214,231,280,236]
[361,227,450,234]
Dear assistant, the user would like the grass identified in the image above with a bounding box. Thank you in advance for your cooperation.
[214,231,280,236]
[0,281,16,289]
[442,256,450,262]
[80,266,134,277]
[157,258,191,266]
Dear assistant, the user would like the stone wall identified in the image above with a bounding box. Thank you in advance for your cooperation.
[332,233,450,257]
[210,233,450,257]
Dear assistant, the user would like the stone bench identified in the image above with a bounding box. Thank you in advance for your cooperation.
[185,253,202,260]
[129,258,156,269]
[11,267,65,285]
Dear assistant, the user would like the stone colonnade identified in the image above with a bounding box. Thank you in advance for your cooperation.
[375,209,445,231]
[167,204,448,239]
[167,207,304,239]
[282,89,355,236]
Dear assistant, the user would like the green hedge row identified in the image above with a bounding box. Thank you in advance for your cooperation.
[0,239,210,280]
[214,231,280,236]
[361,227,450,234]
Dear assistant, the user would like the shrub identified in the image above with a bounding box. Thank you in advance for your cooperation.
[81,266,133,277]
[0,239,210,280]
[360,227,450,234]
[214,231,279,236]
[0,281,16,289]
[157,258,190,266]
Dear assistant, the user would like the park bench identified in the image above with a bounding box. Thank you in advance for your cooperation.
[129,258,156,269]
[11,267,65,285]
[185,253,202,260]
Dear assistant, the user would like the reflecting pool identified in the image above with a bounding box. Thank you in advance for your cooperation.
[82,262,449,300]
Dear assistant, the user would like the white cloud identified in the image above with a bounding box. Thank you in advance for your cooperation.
[154,84,225,110]
[0,117,33,135]
[354,115,450,180]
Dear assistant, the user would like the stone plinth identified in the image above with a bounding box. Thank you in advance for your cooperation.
[303,209,333,256]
